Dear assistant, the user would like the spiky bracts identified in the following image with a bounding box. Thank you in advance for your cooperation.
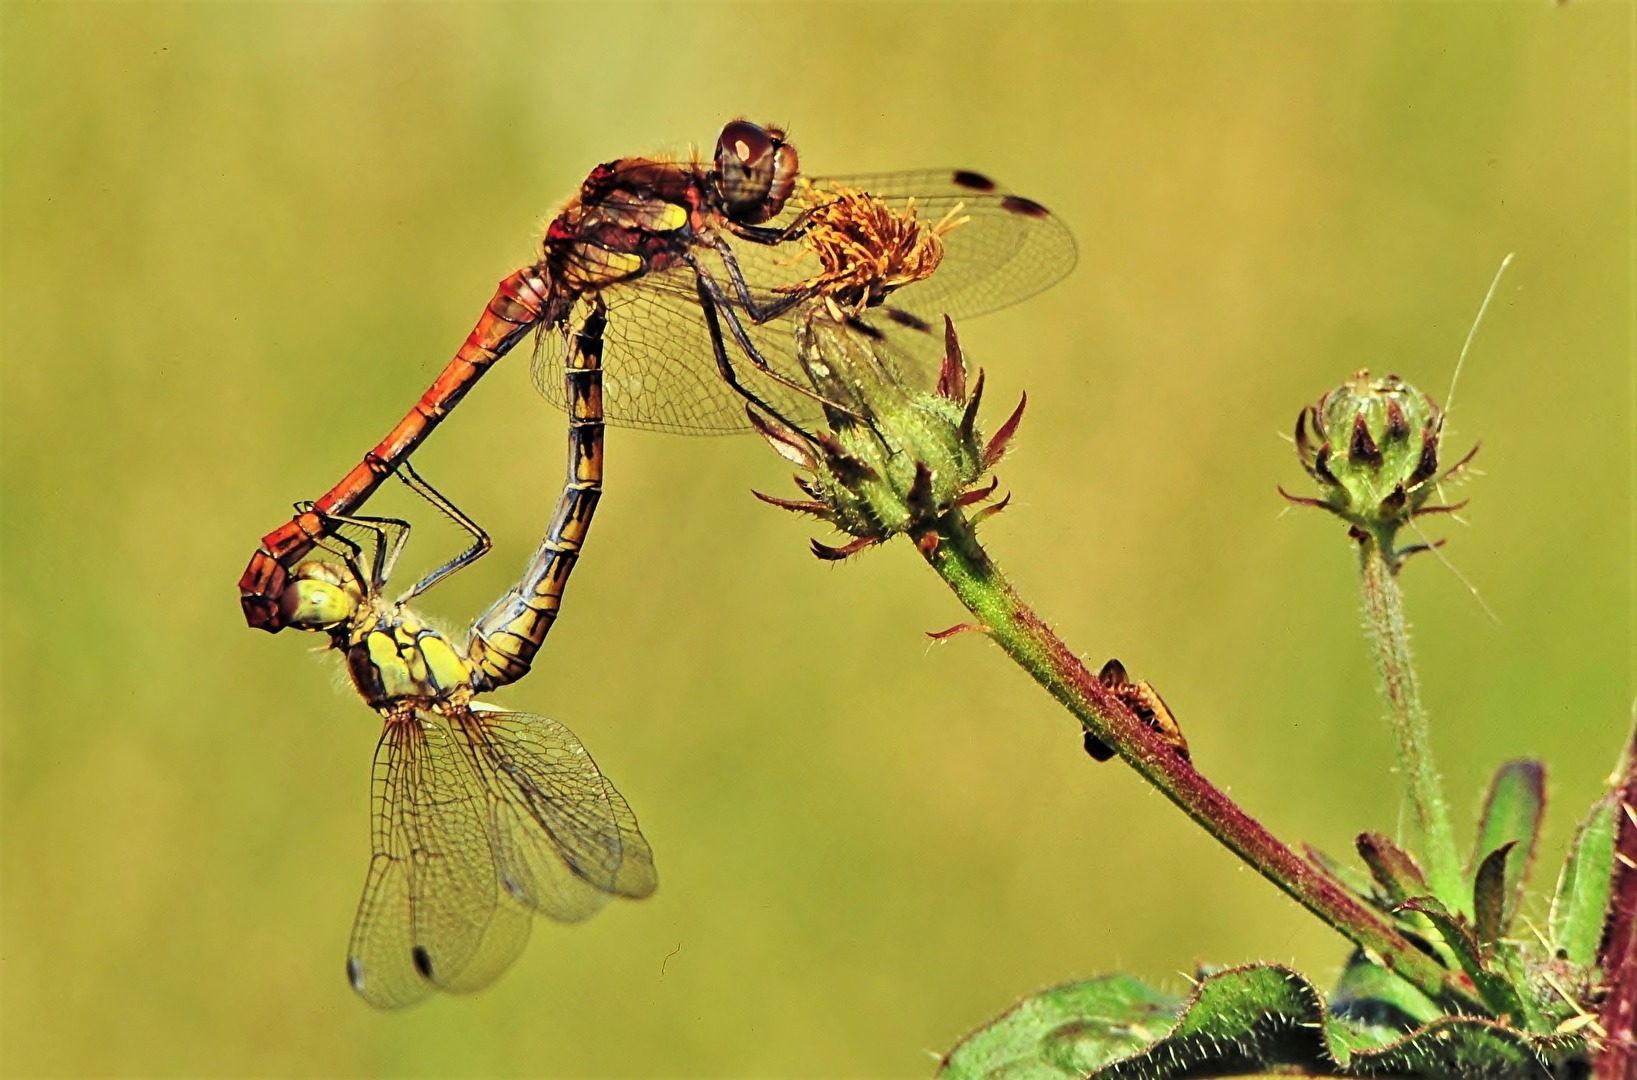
[1282,370,1477,571]
[751,313,1021,560]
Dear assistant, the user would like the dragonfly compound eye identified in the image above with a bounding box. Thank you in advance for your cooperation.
[278,561,361,632]
[714,120,798,224]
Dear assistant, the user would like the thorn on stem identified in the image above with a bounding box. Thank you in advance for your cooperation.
[906,462,936,518]
[937,315,968,402]
[1411,500,1469,519]
[960,369,986,443]
[1276,485,1330,510]
[746,406,817,470]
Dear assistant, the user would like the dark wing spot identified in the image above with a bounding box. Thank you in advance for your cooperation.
[843,315,887,341]
[1001,194,1051,219]
[952,170,997,192]
[882,307,933,333]
[346,957,366,992]
[412,945,434,980]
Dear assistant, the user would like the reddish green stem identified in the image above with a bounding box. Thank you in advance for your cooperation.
[921,508,1484,1012]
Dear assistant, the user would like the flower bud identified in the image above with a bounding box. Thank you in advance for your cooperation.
[1287,370,1476,557]
[751,310,1022,559]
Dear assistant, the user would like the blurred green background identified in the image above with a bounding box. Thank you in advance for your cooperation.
[3,2,1632,1075]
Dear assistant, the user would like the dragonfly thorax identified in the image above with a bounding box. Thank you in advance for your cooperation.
[343,601,477,711]
[280,559,478,709]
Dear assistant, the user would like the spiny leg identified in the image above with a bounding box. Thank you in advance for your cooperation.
[301,503,412,594]
[393,460,493,604]
[686,250,868,430]
[702,232,814,324]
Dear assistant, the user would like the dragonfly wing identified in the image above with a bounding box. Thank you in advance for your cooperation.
[454,704,658,921]
[532,277,827,435]
[345,709,528,1008]
[534,168,1074,436]
[798,170,1079,322]
[622,169,1077,319]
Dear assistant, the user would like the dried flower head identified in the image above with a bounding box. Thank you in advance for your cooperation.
[782,182,967,312]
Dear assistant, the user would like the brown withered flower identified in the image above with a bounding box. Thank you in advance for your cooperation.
[780,181,967,312]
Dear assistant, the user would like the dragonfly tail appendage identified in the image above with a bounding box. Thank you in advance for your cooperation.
[239,265,556,632]
[468,299,608,690]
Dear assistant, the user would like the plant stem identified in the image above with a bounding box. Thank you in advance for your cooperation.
[1357,534,1464,912]
[921,508,1485,1013]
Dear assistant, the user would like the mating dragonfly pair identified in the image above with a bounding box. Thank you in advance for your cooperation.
[250,119,1076,1007]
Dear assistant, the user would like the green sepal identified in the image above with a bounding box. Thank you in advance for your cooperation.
[1330,949,1442,1035]
[1091,965,1329,1078]
[1550,795,1618,969]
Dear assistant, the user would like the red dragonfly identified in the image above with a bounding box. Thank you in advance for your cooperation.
[240,119,1076,632]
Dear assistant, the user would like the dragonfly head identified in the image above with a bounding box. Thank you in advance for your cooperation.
[278,559,364,635]
[714,120,798,225]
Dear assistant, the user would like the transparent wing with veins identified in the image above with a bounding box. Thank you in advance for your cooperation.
[534,169,1076,434]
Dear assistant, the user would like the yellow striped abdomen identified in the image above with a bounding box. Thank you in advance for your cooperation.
[467,299,607,691]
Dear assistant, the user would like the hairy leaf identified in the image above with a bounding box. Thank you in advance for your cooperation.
[938,975,1180,1079]
[1551,795,1617,969]
[943,961,1586,1079]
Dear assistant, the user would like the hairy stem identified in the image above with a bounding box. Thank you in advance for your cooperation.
[1358,534,1464,912]
[922,509,1483,1012]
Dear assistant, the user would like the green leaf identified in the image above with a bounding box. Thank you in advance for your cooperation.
[1091,964,1331,1079]
[1342,1015,1552,1076]
[1398,896,1527,1025]
[1303,843,1376,899]
[1550,795,1618,969]
[1355,831,1429,904]
[938,975,1181,1080]
[943,961,1590,1078]
[1470,759,1545,923]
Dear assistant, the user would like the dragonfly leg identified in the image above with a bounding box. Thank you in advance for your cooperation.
[683,268,814,437]
[465,298,608,692]
[392,460,493,604]
[702,232,815,325]
[686,253,871,431]
[300,503,412,594]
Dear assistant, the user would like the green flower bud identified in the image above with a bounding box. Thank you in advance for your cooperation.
[751,309,1022,559]
[1287,370,1476,560]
